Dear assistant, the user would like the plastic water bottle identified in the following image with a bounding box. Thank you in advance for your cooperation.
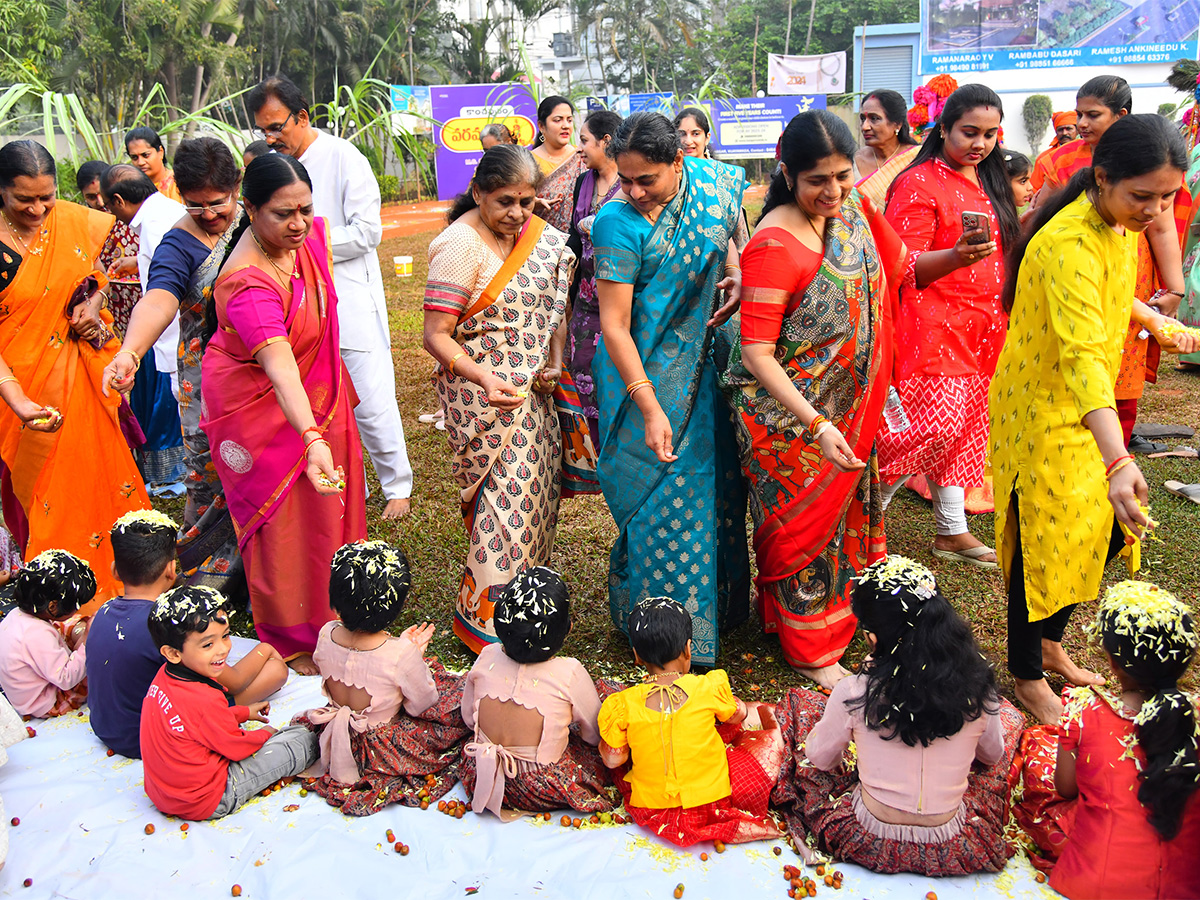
[884,386,911,434]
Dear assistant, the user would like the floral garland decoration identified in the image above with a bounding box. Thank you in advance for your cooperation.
[907,75,959,138]
[855,554,937,601]
[112,509,179,533]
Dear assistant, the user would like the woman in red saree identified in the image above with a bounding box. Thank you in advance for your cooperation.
[202,154,366,672]
[719,112,905,688]
[531,96,585,234]
[0,141,150,607]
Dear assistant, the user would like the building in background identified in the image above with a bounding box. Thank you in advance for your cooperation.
[854,20,1186,157]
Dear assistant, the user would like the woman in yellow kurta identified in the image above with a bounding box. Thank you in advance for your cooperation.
[989,115,1198,725]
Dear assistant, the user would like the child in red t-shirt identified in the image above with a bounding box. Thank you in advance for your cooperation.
[140,585,317,820]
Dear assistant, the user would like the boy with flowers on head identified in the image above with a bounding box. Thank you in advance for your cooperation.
[141,585,317,820]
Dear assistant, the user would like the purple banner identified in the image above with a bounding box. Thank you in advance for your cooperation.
[430,83,538,201]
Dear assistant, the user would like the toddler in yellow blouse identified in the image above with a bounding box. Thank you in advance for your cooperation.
[598,596,784,847]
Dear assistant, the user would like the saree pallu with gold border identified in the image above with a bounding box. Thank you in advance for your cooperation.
[431,218,576,653]
[202,218,366,659]
[720,191,901,669]
[591,156,751,667]
[855,145,920,211]
[0,201,150,608]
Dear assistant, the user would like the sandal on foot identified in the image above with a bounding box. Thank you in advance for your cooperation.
[1164,481,1200,505]
[931,544,999,569]
[417,412,443,424]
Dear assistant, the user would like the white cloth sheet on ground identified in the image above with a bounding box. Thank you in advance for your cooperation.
[0,637,1051,899]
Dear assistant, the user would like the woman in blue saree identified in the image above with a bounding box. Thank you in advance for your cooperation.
[592,112,750,666]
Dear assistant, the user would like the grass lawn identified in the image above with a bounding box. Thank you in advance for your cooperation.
[177,209,1200,700]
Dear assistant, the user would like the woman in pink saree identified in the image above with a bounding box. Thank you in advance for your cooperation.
[202,154,367,673]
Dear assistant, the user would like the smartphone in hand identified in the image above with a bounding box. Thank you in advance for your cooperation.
[961,211,991,245]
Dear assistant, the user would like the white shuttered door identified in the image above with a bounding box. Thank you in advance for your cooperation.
[860,46,915,102]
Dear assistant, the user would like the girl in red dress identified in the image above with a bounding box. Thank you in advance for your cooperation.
[1047,581,1199,899]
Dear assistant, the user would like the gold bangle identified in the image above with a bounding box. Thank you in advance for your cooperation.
[449,352,466,376]
[628,382,654,399]
[813,420,835,439]
[305,438,331,456]
[115,348,141,370]
[1105,458,1134,481]
[724,264,741,272]
[625,378,652,396]
[0,376,17,390]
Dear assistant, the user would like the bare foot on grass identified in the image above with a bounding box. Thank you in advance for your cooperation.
[1042,639,1105,686]
[792,662,851,692]
[382,498,411,519]
[1015,677,1064,725]
[286,653,319,676]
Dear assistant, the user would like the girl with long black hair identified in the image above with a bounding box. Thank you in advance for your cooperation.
[1047,581,1200,898]
[772,556,1024,875]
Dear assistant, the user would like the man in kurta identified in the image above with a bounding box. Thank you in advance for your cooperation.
[247,74,414,518]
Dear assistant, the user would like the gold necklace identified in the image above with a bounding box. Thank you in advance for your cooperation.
[872,140,902,165]
[251,230,297,286]
[1,208,47,256]
[482,221,513,259]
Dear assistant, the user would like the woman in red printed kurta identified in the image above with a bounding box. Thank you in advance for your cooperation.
[878,84,1019,568]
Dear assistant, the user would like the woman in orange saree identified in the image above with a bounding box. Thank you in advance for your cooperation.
[202,154,366,671]
[0,141,150,607]
[423,145,575,653]
[720,113,904,689]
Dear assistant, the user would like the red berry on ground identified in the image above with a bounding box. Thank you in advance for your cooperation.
[394,841,404,853]
[10,817,18,826]
[144,823,155,835]
[106,749,115,757]
[231,886,242,897]
[180,823,189,832]
[23,879,32,888]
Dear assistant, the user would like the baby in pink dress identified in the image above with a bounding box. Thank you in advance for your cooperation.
[296,541,469,816]
[461,566,614,819]
[0,550,94,718]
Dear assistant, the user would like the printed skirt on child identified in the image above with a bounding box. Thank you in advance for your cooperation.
[292,662,469,816]
[462,733,615,818]
[771,688,1024,876]
[615,709,785,848]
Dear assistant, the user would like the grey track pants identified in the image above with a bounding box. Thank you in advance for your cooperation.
[210,725,319,818]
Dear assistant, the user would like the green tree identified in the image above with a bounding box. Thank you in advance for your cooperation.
[0,0,62,82]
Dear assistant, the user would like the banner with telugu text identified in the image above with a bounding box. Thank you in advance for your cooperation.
[428,84,538,201]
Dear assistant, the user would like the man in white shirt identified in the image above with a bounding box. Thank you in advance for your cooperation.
[248,74,413,518]
[100,164,186,485]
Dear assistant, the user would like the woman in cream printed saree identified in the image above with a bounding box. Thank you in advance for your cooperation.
[423,145,577,653]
